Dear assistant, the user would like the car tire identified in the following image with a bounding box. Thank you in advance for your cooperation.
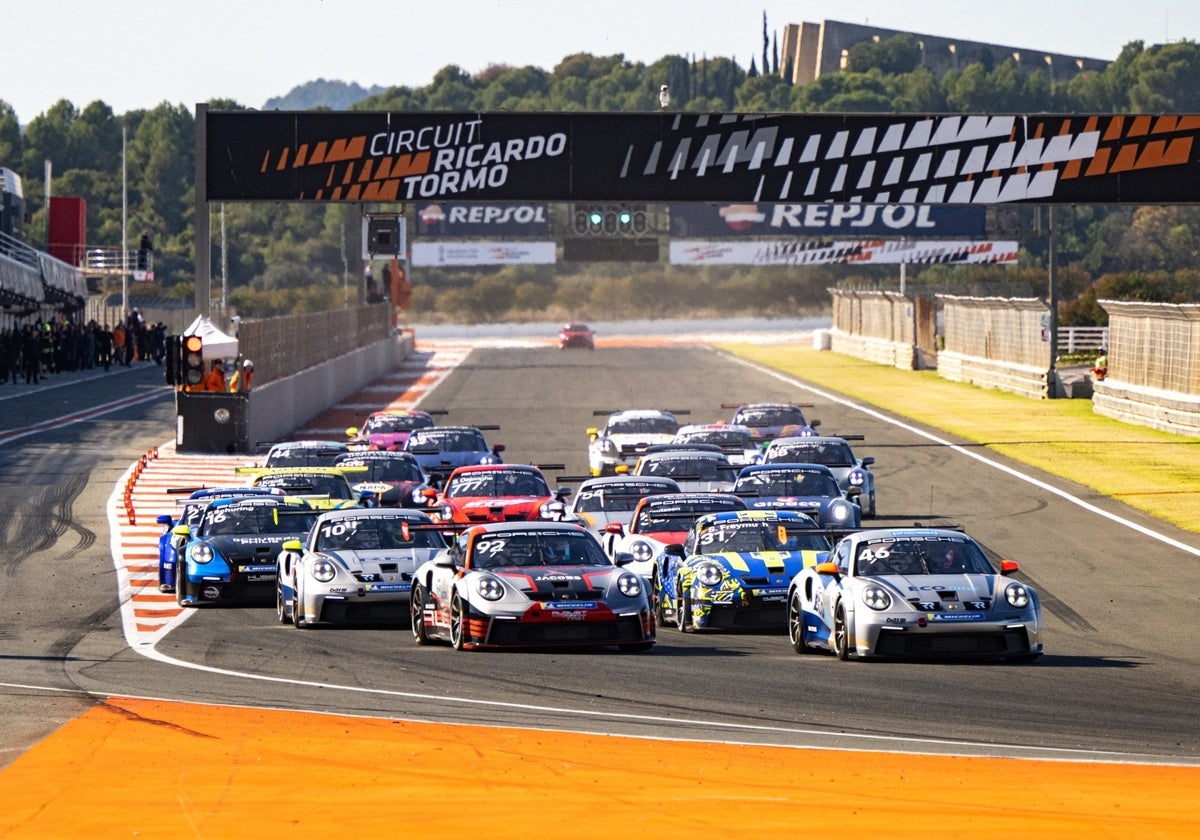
[293,579,309,629]
[275,581,290,625]
[788,591,813,654]
[866,492,877,519]
[450,593,468,651]
[833,604,851,661]
[411,585,431,645]
[652,576,670,628]
[676,586,692,633]
[176,572,190,608]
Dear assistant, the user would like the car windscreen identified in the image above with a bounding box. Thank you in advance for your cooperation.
[364,415,433,434]
[203,505,317,536]
[407,430,485,452]
[337,458,423,482]
[314,516,445,551]
[767,441,853,466]
[737,407,806,427]
[693,520,828,553]
[574,483,667,513]
[255,474,354,500]
[607,417,677,435]
[854,537,994,576]
[471,531,608,569]
[734,470,840,497]
[445,472,548,498]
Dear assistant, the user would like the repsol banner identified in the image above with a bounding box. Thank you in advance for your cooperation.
[669,203,984,237]
[669,239,1018,266]
[415,203,550,237]
[203,110,1200,204]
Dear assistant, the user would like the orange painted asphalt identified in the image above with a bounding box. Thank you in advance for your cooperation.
[0,698,1196,838]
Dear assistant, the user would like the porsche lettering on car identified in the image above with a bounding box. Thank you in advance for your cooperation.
[655,510,831,631]
[587,409,687,477]
[410,522,655,651]
[276,508,447,627]
[787,528,1043,661]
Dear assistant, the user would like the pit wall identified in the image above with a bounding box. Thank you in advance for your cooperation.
[244,328,415,448]
[1093,300,1200,437]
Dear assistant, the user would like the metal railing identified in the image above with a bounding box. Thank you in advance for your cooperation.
[1058,326,1108,355]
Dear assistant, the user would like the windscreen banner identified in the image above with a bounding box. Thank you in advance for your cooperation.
[411,241,556,266]
[204,110,1200,205]
[669,239,1019,266]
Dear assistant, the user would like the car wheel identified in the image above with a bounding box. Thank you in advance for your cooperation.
[450,593,468,651]
[652,576,670,628]
[675,585,692,633]
[788,591,812,654]
[176,572,190,608]
[293,579,309,628]
[411,585,431,645]
[275,581,290,624]
[866,492,877,519]
[833,604,851,661]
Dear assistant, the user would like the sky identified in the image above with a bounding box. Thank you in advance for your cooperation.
[5,1,1199,124]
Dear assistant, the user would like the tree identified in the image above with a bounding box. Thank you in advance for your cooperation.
[0,101,22,168]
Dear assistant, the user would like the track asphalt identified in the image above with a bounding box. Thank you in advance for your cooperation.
[1,337,1197,838]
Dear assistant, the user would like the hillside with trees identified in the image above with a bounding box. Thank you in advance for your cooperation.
[3,32,1200,326]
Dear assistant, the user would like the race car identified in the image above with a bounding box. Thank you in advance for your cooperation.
[410,521,655,651]
[671,423,763,466]
[602,491,748,578]
[345,409,445,451]
[763,434,876,518]
[431,463,567,525]
[155,486,284,591]
[554,474,682,535]
[402,425,504,486]
[333,450,434,508]
[630,446,738,492]
[173,495,319,607]
[275,507,447,627]
[731,463,862,529]
[238,465,371,510]
[787,527,1043,661]
[587,409,688,476]
[261,439,350,468]
[559,322,595,350]
[723,402,820,443]
[654,510,832,631]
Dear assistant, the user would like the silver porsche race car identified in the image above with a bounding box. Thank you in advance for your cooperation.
[276,508,447,627]
[786,527,1043,661]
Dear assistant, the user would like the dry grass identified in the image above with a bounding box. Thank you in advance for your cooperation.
[720,343,1200,534]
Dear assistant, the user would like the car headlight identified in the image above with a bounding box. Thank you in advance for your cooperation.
[310,559,337,583]
[861,585,892,610]
[617,573,642,598]
[539,501,566,521]
[629,541,654,562]
[192,543,214,564]
[696,562,724,587]
[441,504,454,521]
[598,438,618,457]
[1005,582,1031,608]
[828,501,854,523]
[848,470,866,487]
[476,575,505,601]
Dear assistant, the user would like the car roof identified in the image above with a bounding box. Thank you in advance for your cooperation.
[737,463,837,477]
[449,463,542,475]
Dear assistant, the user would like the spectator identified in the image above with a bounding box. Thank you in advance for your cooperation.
[229,359,254,393]
[202,359,227,392]
[112,322,128,366]
[1091,346,1108,381]
[138,229,154,270]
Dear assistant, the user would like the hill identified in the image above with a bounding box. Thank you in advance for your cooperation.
[262,78,386,110]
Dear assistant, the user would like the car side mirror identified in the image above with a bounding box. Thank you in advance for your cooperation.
[663,543,686,558]
[156,514,174,525]
[861,456,875,467]
[171,524,191,537]
[604,522,626,536]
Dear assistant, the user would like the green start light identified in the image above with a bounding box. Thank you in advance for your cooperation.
[588,210,604,225]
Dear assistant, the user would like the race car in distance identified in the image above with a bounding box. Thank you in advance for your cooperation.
[603,491,748,578]
[239,465,371,510]
[671,423,763,466]
[763,434,876,518]
[173,495,319,607]
[630,446,738,493]
[155,486,285,592]
[587,409,688,476]
[731,463,862,529]
[724,402,820,443]
[655,510,831,631]
[345,409,444,451]
[402,425,504,486]
[276,507,447,627]
[333,450,433,508]
[410,521,655,651]
[431,463,567,525]
[787,527,1043,661]
[555,474,682,535]
[559,322,595,350]
[261,439,350,468]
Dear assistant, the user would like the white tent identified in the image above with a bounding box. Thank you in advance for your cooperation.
[182,314,239,360]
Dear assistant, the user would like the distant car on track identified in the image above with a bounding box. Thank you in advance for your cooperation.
[403,425,504,487]
[587,409,687,476]
[763,434,876,518]
[346,409,444,451]
[787,527,1043,661]
[555,475,682,536]
[731,463,862,528]
[724,402,820,443]
[262,440,350,468]
[603,491,748,579]
[333,450,434,508]
[431,463,567,525]
[559,322,595,350]
[671,423,763,466]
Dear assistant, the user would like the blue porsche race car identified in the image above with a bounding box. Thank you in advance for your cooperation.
[654,509,832,631]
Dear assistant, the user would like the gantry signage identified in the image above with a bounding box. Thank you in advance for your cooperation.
[203,110,1200,205]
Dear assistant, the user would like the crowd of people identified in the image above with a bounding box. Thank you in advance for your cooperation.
[0,308,168,386]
